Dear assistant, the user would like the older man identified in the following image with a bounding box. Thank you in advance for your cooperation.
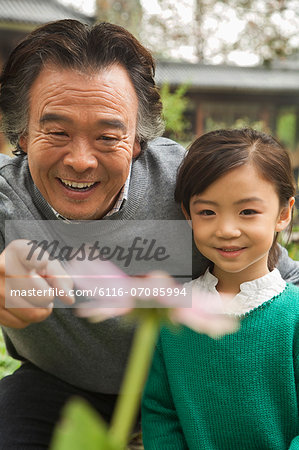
[0,19,298,448]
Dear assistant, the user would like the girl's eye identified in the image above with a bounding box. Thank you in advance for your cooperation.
[198,209,215,216]
[240,209,258,216]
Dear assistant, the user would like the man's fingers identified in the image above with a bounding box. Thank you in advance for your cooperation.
[4,276,55,308]
[7,305,53,323]
[4,240,75,306]
[40,260,75,305]
[0,309,30,328]
[0,306,53,328]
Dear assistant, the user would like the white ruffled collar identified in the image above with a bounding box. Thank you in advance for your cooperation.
[190,268,286,316]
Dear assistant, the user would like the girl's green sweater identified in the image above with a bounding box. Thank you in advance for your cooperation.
[142,283,299,450]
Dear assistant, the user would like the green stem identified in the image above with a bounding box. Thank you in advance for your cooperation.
[109,312,160,449]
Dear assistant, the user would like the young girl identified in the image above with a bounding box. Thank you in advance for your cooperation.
[142,128,299,449]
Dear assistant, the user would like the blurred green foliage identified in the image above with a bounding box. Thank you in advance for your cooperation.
[276,109,297,151]
[51,398,116,450]
[286,242,299,261]
[160,83,191,142]
[205,116,265,133]
[0,330,20,379]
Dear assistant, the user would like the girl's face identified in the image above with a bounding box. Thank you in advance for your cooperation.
[185,163,294,290]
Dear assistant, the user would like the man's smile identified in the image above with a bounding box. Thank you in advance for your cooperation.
[56,177,100,198]
[58,178,99,191]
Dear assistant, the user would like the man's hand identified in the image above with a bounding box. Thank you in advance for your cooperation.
[0,240,74,328]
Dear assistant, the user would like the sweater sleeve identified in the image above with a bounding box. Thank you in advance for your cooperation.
[277,245,299,286]
[141,337,188,450]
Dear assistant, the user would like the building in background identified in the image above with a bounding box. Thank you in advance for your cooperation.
[156,60,299,174]
[0,0,92,65]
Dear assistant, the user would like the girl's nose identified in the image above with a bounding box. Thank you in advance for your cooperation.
[215,221,241,239]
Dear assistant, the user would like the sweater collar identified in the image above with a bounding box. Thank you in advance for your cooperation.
[194,268,286,316]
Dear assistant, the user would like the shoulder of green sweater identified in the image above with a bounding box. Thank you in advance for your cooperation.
[267,283,299,319]
[285,282,299,297]
[261,283,299,310]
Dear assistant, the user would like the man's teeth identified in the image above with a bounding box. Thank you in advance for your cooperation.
[61,179,95,189]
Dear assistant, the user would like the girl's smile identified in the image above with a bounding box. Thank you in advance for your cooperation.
[215,247,247,258]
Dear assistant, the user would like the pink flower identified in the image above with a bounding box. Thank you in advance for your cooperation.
[68,260,238,338]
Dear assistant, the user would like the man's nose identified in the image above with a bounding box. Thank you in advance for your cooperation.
[215,219,241,239]
[62,140,98,172]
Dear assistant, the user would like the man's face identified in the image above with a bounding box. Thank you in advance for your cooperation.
[20,64,140,220]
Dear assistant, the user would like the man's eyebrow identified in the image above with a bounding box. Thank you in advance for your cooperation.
[39,115,127,132]
[96,119,127,132]
[40,113,72,125]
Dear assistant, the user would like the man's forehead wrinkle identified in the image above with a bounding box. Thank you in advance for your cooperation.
[29,65,139,134]
[37,91,130,118]
[37,86,134,111]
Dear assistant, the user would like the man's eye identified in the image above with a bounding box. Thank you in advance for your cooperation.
[198,210,215,216]
[49,131,68,137]
[240,209,258,215]
[98,136,117,142]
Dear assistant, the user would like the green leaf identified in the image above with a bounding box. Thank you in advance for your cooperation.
[50,397,119,450]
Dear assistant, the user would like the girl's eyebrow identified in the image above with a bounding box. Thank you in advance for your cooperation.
[191,199,218,206]
[234,197,264,205]
[191,197,264,206]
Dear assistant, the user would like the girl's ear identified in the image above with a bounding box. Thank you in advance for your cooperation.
[275,197,295,232]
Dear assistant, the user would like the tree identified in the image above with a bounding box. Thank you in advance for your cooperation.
[140,0,299,66]
[96,0,142,38]
[140,0,195,60]
[216,0,299,65]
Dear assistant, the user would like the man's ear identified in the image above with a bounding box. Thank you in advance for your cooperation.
[132,139,141,158]
[275,197,295,232]
[19,135,28,154]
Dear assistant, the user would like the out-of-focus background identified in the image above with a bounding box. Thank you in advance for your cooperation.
[2,1,298,227]
[1,1,299,177]
[0,0,298,376]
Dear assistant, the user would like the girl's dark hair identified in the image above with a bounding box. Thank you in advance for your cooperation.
[175,128,296,270]
[0,19,164,154]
